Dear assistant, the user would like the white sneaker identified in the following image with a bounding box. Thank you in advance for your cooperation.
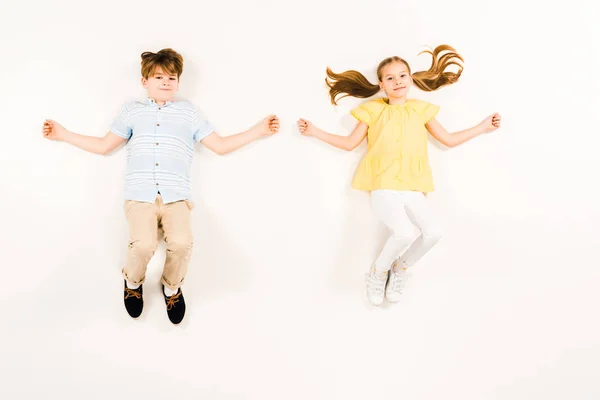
[386,264,409,303]
[365,271,388,306]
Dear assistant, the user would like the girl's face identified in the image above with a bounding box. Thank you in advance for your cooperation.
[379,62,411,100]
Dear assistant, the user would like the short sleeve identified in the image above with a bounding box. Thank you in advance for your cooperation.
[422,102,440,124]
[350,104,371,126]
[192,108,216,143]
[110,104,133,139]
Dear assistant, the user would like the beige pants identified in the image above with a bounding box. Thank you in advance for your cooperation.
[122,195,194,290]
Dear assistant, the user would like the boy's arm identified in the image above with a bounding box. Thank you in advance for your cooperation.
[43,119,126,155]
[200,115,279,155]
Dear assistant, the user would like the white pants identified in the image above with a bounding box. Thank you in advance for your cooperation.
[371,190,442,271]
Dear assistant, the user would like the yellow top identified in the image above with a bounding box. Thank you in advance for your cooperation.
[350,98,439,192]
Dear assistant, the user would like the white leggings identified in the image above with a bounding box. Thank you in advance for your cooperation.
[371,190,443,271]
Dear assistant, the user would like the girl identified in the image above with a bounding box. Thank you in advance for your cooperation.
[297,45,501,306]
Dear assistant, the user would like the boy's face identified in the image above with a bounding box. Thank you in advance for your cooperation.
[142,67,179,103]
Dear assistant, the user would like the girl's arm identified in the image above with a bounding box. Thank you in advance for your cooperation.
[201,115,280,155]
[426,113,501,148]
[42,119,126,155]
[297,118,368,151]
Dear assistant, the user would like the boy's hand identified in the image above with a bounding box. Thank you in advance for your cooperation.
[256,115,280,137]
[42,119,68,141]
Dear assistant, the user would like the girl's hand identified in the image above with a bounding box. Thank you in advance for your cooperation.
[480,113,502,133]
[297,118,320,137]
[42,119,68,141]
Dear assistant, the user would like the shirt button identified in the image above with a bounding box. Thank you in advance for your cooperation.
[157,123,160,126]
[158,108,161,110]
[156,143,159,146]
[155,163,159,166]
[156,183,159,186]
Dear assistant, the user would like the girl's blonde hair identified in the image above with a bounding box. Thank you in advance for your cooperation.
[325,45,463,105]
[141,48,184,79]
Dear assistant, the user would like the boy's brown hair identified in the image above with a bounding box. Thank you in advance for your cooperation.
[140,48,184,79]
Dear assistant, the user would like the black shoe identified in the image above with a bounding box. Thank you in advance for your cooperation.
[162,285,186,324]
[123,280,143,318]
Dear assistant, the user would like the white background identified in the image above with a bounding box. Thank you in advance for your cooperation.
[1,0,599,399]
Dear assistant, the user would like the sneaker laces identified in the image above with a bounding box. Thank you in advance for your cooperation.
[366,274,386,295]
[166,291,181,310]
[124,287,142,300]
[388,269,407,293]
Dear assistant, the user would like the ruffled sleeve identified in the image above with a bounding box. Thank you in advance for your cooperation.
[350,102,373,126]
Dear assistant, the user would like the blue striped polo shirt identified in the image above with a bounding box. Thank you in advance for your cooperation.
[111,98,215,204]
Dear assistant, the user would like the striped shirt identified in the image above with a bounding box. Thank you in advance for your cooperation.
[111,98,215,204]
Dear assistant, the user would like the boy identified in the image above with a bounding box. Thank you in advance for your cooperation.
[42,48,280,324]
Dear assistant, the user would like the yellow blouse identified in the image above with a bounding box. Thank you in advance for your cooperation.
[350,98,439,192]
